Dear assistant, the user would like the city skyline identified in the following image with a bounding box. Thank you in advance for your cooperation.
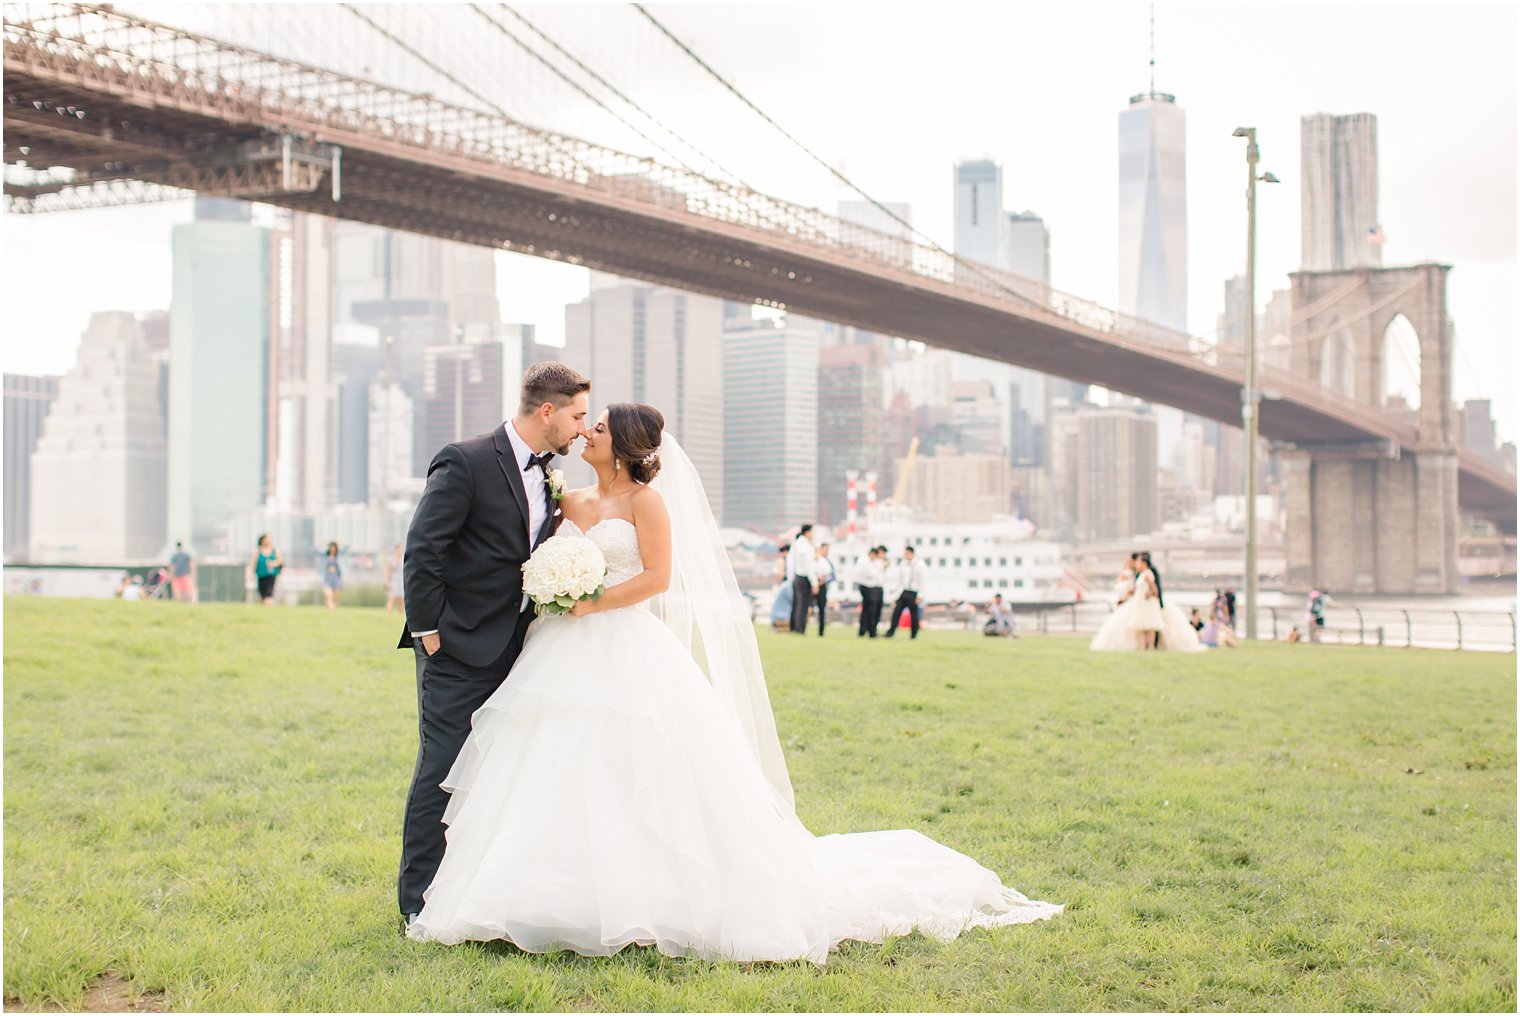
[2,2,1514,444]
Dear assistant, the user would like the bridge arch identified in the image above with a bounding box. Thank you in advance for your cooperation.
[1380,312,1421,412]
[1285,263,1462,594]
[1289,263,1452,447]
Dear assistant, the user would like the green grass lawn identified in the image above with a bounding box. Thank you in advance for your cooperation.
[4,597,1514,1012]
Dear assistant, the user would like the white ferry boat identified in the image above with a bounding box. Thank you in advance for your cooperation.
[825,506,1083,608]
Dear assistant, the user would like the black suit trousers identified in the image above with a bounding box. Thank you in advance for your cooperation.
[858,587,883,636]
[886,590,920,638]
[397,607,534,915]
[789,576,813,634]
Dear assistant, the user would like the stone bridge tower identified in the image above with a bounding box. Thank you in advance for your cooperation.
[1281,262,1459,594]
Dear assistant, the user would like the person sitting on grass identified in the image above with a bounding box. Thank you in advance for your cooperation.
[983,593,1016,638]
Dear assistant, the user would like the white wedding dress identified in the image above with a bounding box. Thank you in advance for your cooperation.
[407,516,1062,963]
[1090,572,1203,653]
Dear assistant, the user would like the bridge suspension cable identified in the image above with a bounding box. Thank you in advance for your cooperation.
[1261,275,1425,353]
[490,4,753,191]
[338,3,521,123]
[1192,275,1365,349]
[469,4,716,183]
[629,2,1047,312]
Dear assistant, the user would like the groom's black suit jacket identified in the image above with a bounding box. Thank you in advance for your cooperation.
[397,427,557,668]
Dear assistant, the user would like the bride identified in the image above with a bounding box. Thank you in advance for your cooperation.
[406,403,1062,963]
[1091,555,1203,653]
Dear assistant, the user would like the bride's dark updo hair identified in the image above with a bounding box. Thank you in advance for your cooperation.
[607,403,665,484]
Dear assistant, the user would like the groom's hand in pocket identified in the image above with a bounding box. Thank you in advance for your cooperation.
[420,633,441,657]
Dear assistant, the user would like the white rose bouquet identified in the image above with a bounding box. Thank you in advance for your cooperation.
[521,532,607,615]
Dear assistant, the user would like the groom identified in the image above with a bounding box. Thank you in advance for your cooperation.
[396,361,590,928]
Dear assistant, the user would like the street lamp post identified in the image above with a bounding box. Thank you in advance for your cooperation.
[1232,127,1278,641]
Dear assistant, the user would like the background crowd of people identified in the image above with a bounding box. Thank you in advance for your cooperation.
[770,524,935,640]
[118,530,1340,651]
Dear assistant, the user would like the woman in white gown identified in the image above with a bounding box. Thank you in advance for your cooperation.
[1090,557,1202,653]
[1090,566,1138,651]
[407,404,1062,963]
[1090,558,1161,651]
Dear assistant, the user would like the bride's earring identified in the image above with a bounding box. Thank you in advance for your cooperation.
[613,458,620,473]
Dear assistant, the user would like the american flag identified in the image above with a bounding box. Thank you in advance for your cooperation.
[1367,225,1386,246]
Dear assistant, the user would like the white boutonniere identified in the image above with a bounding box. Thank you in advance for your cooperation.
[546,467,566,501]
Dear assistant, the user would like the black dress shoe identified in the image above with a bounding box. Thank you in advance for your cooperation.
[400,913,419,937]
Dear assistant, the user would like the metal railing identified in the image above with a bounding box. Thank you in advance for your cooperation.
[883,600,1516,653]
[1260,605,1517,653]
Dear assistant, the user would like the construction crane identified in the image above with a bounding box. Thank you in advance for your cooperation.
[890,436,920,505]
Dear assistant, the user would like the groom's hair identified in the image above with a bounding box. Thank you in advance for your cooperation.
[519,361,591,415]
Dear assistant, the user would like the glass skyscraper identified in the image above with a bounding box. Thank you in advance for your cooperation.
[4,372,58,558]
[1118,90,1188,474]
[168,198,271,554]
[1117,91,1188,333]
[723,315,818,533]
[953,159,1004,272]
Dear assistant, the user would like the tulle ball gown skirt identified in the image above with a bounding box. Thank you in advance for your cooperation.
[406,606,1062,964]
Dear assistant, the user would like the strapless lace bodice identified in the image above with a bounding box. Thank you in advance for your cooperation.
[561,517,642,589]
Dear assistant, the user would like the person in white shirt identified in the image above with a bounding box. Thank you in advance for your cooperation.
[884,546,926,640]
[984,592,1016,638]
[853,547,885,638]
[786,525,817,635]
[813,543,838,636]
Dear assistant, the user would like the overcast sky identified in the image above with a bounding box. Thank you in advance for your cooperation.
[4,1,1515,440]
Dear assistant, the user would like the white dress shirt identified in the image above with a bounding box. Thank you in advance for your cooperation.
[898,557,926,593]
[787,536,816,584]
[852,555,880,588]
[504,420,551,543]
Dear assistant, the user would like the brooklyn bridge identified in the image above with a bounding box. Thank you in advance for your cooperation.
[4,3,1513,594]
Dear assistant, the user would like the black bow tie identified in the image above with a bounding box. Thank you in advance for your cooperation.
[527,451,554,472]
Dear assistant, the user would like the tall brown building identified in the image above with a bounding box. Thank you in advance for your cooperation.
[894,447,1011,525]
[564,279,725,507]
[1076,404,1158,543]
